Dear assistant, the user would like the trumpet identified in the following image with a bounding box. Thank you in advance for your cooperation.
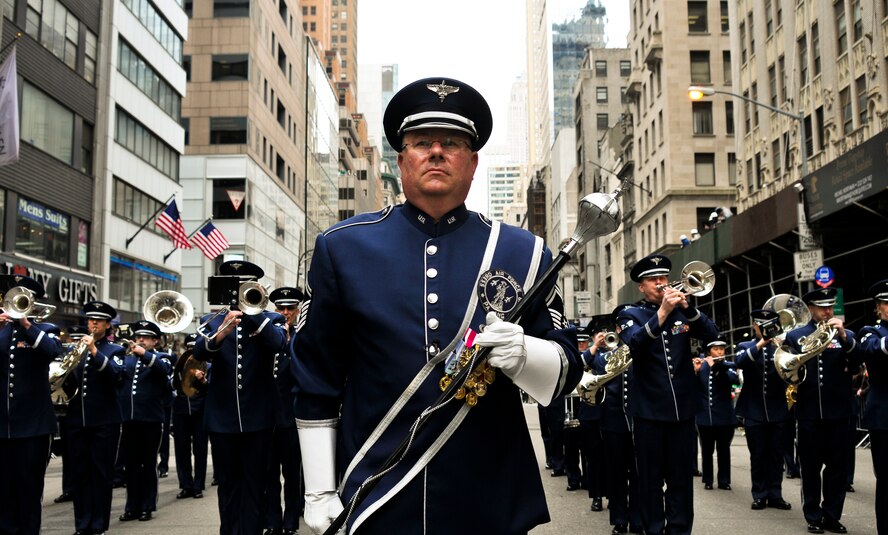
[198,281,268,340]
[602,331,619,349]
[655,261,715,297]
[2,286,56,321]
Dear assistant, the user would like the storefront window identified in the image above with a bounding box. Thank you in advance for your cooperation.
[15,196,70,265]
[110,253,179,320]
[77,220,89,269]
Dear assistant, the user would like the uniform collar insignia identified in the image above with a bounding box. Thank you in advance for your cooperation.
[427,80,459,102]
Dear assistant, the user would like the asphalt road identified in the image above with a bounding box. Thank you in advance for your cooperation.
[39,405,878,534]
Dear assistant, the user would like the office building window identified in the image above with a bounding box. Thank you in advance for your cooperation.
[15,196,70,265]
[765,0,773,35]
[727,152,736,185]
[725,101,734,134]
[812,23,821,76]
[596,87,608,103]
[723,50,731,84]
[852,0,863,42]
[212,179,246,219]
[110,253,179,319]
[81,122,94,175]
[115,108,179,179]
[772,139,781,178]
[595,60,607,77]
[835,2,847,55]
[2,0,13,20]
[840,87,852,134]
[619,60,631,76]
[798,35,808,86]
[739,22,747,63]
[688,1,707,32]
[112,177,165,237]
[210,117,247,144]
[857,76,868,126]
[694,153,715,186]
[768,65,777,107]
[690,51,710,83]
[597,113,609,130]
[121,0,184,61]
[84,30,97,83]
[720,1,729,32]
[119,40,182,120]
[692,101,713,134]
[24,0,79,70]
[212,54,249,80]
[213,0,249,17]
[21,83,74,164]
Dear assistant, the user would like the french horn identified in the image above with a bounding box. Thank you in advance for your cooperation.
[576,344,632,406]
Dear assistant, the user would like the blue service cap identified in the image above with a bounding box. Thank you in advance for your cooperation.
[132,320,161,338]
[269,286,304,307]
[629,254,671,283]
[0,274,46,298]
[802,287,838,307]
[868,279,888,302]
[82,301,117,320]
[219,260,264,279]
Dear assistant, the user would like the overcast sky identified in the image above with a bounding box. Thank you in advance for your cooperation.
[357,0,631,212]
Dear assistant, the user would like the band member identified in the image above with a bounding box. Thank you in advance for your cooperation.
[65,301,125,535]
[616,254,720,535]
[194,260,287,535]
[785,287,859,534]
[293,77,582,534]
[0,275,63,534]
[591,310,641,534]
[734,309,792,511]
[117,320,173,522]
[54,325,89,504]
[858,279,888,534]
[693,339,738,491]
[172,333,209,500]
[264,286,305,535]
[573,320,605,512]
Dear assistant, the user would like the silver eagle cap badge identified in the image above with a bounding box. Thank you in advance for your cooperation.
[427,80,460,102]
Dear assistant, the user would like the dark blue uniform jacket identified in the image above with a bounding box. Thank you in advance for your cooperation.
[1,322,62,437]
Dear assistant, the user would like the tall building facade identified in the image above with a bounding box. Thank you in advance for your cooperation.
[1,0,103,327]
[485,152,523,222]
[179,0,314,309]
[99,0,188,321]
[525,0,553,242]
[552,1,607,132]
[358,63,399,171]
[507,74,529,166]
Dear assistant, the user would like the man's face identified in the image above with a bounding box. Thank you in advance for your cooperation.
[276,304,299,325]
[135,335,157,350]
[397,128,478,209]
[638,275,668,304]
[809,304,834,322]
[578,339,590,352]
[87,318,110,337]
[876,301,888,321]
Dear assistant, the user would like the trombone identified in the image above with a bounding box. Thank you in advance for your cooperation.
[1,286,56,321]
[198,281,268,340]
[656,261,715,297]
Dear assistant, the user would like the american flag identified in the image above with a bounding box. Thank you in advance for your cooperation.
[191,221,230,260]
[155,199,192,249]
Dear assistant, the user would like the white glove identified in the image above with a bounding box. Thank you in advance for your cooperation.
[298,426,345,534]
[474,312,563,405]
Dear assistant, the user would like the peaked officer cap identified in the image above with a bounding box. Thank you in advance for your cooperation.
[868,279,888,302]
[269,286,304,307]
[0,274,46,298]
[629,254,672,283]
[132,320,161,338]
[184,332,198,347]
[750,308,779,324]
[67,325,89,339]
[82,301,117,320]
[706,337,727,348]
[585,313,613,335]
[383,77,493,152]
[612,304,632,323]
[219,260,264,279]
[802,287,838,307]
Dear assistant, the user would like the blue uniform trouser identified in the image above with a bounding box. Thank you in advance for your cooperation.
[58,416,74,494]
[0,435,52,534]
[602,429,641,529]
[211,429,273,535]
[264,425,303,531]
[797,417,850,523]
[69,423,121,533]
[173,411,208,492]
[744,420,786,500]
[122,420,163,513]
[158,405,172,472]
[871,429,888,535]
[632,417,695,535]
[698,424,734,487]
[543,401,566,473]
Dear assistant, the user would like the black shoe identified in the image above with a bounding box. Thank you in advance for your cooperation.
[591,498,603,512]
[283,530,298,535]
[845,484,854,493]
[119,511,139,522]
[751,499,767,510]
[138,511,152,522]
[786,471,799,479]
[158,471,168,478]
[193,491,203,499]
[693,469,702,477]
[72,531,90,535]
[263,530,280,535]
[566,482,582,491]
[718,483,732,490]
[611,525,628,534]
[176,489,194,499]
[704,483,713,490]
[550,469,566,477]
[768,498,792,510]
[807,520,825,534]
[54,493,73,503]
[822,518,847,534]
[211,478,219,486]
[628,526,643,534]
[544,462,552,469]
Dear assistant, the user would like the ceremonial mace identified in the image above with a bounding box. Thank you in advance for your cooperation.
[325,186,625,534]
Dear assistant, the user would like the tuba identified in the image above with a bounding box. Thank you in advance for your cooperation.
[144,290,194,333]
[576,343,632,406]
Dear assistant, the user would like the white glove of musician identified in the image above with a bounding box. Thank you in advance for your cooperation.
[474,312,563,405]
[297,426,345,535]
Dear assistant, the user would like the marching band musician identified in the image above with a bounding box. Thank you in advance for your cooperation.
[0,275,63,534]
[734,308,793,511]
[65,301,126,535]
[693,338,738,492]
[264,286,305,535]
[117,320,173,522]
[857,279,888,534]
[53,324,90,505]
[572,318,605,512]
[785,287,860,534]
[591,308,642,534]
[193,260,287,535]
[616,254,720,535]
[172,333,209,500]
[292,77,582,534]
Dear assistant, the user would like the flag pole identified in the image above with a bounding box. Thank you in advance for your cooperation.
[126,194,176,249]
[163,217,212,263]
[0,32,22,60]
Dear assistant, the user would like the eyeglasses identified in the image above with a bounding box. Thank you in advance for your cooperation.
[402,137,472,154]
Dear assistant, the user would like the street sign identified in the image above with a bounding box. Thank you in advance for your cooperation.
[793,249,823,282]
[575,291,591,316]
[797,203,818,251]
[815,265,834,288]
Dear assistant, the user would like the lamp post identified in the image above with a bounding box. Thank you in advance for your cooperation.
[688,85,808,179]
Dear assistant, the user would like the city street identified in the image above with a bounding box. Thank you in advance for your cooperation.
[40,404,878,534]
